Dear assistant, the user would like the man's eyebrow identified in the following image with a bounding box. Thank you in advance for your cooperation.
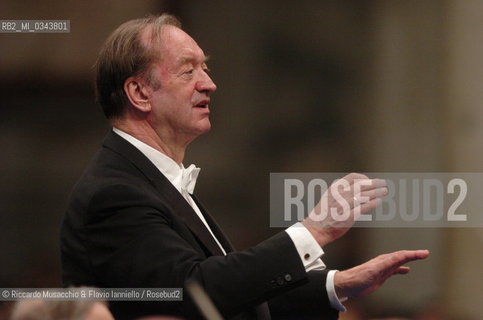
[177,55,211,65]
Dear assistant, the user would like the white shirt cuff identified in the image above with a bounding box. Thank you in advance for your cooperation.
[326,270,347,312]
[285,223,347,312]
[285,222,325,270]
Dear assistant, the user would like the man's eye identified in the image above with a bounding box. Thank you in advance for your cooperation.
[184,69,194,75]
[203,68,211,73]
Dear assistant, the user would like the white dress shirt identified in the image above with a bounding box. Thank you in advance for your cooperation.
[113,128,346,312]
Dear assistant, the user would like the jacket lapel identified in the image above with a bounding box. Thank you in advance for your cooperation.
[102,131,225,256]
[191,194,235,253]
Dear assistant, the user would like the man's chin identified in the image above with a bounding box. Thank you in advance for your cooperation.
[199,120,212,133]
[199,125,211,135]
[193,122,211,137]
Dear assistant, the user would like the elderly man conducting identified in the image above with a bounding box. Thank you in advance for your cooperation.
[61,14,428,320]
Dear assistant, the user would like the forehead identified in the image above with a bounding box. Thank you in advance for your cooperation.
[145,25,206,66]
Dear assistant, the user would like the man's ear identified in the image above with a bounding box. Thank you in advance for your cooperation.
[124,77,152,113]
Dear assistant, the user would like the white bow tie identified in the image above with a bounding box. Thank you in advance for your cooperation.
[180,164,200,194]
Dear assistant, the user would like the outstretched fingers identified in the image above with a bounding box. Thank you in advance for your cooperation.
[389,250,430,266]
[381,250,429,276]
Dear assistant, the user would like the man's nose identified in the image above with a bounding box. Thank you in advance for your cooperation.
[196,72,217,93]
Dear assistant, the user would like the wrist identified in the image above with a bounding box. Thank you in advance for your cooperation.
[326,270,348,312]
[334,270,351,299]
[301,220,331,247]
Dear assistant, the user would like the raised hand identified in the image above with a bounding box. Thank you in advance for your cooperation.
[302,173,388,247]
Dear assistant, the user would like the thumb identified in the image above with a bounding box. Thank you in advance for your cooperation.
[393,266,410,275]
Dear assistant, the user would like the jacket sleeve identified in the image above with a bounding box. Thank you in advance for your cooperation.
[268,270,340,320]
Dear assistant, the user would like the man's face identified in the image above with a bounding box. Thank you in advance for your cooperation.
[145,25,217,141]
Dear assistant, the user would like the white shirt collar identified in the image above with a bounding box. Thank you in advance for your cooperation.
[112,127,188,193]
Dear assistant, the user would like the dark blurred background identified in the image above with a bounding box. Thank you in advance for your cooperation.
[0,1,482,319]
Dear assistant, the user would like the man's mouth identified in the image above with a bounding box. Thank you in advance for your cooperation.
[194,100,210,108]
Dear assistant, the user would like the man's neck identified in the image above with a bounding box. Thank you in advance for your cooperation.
[113,118,189,164]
